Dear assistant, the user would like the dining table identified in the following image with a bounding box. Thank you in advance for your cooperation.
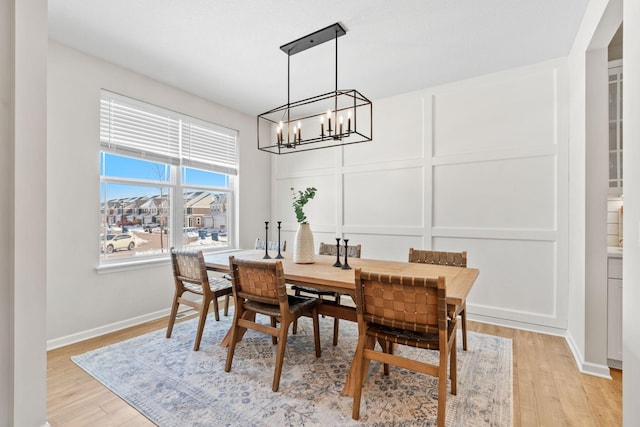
[203,249,479,395]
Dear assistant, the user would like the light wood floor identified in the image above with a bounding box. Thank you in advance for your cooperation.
[47,315,622,426]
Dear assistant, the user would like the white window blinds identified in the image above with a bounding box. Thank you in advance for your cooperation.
[100,91,238,175]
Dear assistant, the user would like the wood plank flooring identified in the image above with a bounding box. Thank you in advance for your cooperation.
[47,315,622,426]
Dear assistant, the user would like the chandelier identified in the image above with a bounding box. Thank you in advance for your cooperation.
[257,22,372,155]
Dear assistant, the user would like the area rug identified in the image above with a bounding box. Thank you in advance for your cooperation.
[72,310,512,426]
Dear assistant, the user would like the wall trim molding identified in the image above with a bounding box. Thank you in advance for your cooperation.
[432,226,557,241]
[433,144,557,166]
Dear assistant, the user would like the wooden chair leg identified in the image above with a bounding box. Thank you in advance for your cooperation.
[272,320,289,392]
[292,288,301,334]
[225,307,242,372]
[438,350,447,427]
[312,308,321,357]
[193,297,211,351]
[212,296,220,321]
[223,294,230,316]
[166,292,182,338]
[351,334,369,420]
[379,338,392,376]
[270,317,278,345]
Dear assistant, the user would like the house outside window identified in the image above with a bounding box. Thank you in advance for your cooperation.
[99,91,237,264]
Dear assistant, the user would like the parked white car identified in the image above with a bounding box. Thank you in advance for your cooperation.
[100,234,135,253]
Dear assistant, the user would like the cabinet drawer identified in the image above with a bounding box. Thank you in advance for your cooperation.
[608,257,623,279]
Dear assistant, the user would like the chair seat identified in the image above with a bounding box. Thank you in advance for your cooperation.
[291,285,338,297]
[245,295,319,318]
[183,277,232,295]
[367,322,456,350]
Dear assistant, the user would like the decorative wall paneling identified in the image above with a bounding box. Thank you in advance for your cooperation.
[272,59,568,333]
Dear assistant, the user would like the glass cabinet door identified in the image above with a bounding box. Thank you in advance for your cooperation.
[609,61,623,194]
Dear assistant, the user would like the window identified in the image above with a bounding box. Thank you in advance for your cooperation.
[99,91,237,264]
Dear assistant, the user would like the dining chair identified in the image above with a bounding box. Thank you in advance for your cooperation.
[166,248,232,351]
[225,256,322,392]
[291,242,362,346]
[408,248,469,351]
[254,238,286,252]
[351,268,457,426]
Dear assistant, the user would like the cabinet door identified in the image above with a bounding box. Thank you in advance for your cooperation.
[608,278,623,362]
[608,63,623,194]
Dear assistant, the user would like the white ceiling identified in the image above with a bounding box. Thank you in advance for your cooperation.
[48,0,589,117]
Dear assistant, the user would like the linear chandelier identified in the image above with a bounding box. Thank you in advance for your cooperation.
[257,22,372,155]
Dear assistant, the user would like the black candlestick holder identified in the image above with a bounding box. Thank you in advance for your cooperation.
[341,238,351,270]
[263,221,271,259]
[333,237,342,267]
[275,221,284,259]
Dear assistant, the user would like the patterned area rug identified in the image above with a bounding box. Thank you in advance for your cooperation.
[72,310,512,426]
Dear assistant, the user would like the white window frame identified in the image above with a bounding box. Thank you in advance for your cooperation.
[98,90,238,271]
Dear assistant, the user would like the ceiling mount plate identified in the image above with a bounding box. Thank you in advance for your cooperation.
[280,22,346,56]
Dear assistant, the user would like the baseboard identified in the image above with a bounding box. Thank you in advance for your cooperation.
[560,329,612,379]
[608,358,622,370]
[472,313,613,380]
[46,308,172,351]
[470,313,567,337]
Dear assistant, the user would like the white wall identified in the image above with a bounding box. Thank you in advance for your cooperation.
[272,58,570,334]
[0,0,12,423]
[623,0,640,422]
[46,42,270,347]
[1,0,48,425]
[0,0,14,426]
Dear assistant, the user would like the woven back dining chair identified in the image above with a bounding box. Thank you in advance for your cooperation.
[408,248,469,351]
[166,248,232,351]
[351,268,457,426]
[292,242,362,346]
[225,256,321,392]
[254,238,287,252]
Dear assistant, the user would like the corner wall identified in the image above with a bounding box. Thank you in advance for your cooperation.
[566,0,622,379]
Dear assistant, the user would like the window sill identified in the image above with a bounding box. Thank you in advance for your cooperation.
[96,256,170,274]
[95,247,238,274]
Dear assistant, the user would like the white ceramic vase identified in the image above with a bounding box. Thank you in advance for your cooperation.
[293,223,315,264]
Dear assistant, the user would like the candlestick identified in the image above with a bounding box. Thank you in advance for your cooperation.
[263,221,271,259]
[333,237,342,267]
[339,115,343,136]
[327,110,332,132]
[347,111,352,133]
[275,221,284,259]
[320,117,325,138]
[341,238,351,270]
[297,121,301,141]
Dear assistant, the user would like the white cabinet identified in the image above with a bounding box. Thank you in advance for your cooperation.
[607,257,623,367]
[608,61,623,195]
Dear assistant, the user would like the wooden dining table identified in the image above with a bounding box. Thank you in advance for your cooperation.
[203,249,479,395]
